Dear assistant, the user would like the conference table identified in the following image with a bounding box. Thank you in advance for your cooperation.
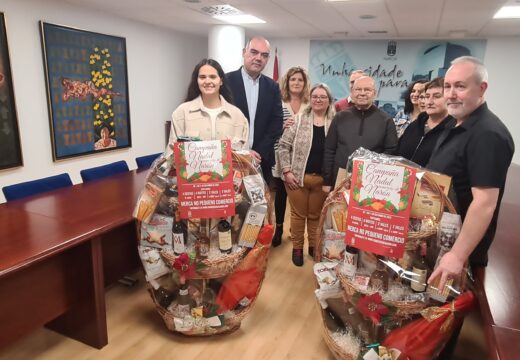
[473,164,520,360]
[0,170,146,349]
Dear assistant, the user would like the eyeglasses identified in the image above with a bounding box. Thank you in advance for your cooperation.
[311,95,329,101]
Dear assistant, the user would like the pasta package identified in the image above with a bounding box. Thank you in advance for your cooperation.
[238,204,267,248]
[134,182,164,223]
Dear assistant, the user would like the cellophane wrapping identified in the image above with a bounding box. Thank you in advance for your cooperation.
[133,140,273,336]
[314,148,475,360]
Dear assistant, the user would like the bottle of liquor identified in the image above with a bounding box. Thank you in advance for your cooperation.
[172,209,187,256]
[149,279,174,309]
[324,307,344,332]
[195,219,210,260]
[343,245,359,278]
[411,242,428,292]
[175,283,195,317]
[218,218,233,254]
[369,256,389,292]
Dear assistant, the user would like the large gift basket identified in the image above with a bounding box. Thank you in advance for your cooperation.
[314,148,476,360]
[134,139,273,336]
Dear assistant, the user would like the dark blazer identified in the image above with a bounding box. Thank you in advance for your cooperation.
[226,68,283,180]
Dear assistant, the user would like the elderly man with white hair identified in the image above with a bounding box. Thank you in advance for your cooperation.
[322,75,398,192]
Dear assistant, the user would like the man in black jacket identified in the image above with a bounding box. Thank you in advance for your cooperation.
[397,77,454,167]
[226,36,283,183]
[322,76,398,192]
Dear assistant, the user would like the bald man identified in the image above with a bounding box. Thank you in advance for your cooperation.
[226,36,283,183]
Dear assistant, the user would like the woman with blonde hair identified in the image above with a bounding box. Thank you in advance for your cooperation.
[277,83,335,266]
[272,66,310,247]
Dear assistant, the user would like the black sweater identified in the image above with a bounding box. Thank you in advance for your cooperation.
[397,113,455,167]
[322,105,398,186]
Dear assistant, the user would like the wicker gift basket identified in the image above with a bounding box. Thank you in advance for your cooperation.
[134,140,273,336]
[314,148,475,360]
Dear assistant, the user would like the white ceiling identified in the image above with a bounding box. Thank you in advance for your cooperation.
[61,0,520,39]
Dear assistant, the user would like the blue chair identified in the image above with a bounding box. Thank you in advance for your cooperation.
[2,173,73,201]
[136,152,162,169]
[80,160,129,182]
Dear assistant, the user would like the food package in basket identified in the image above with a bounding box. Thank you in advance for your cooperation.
[314,148,476,360]
[134,139,273,336]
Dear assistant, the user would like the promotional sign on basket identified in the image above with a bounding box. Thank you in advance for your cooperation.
[133,140,273,336]
[174,140,235,219]
[346,160,416,258]
[314,148,475,360]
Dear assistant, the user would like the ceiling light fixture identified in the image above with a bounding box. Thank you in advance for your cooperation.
[368,30,387,34]
[213,14,266,24]
[494,5,520,18]
[359,14,376,20]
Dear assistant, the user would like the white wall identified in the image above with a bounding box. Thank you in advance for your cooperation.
[267,37,520,165]
[0,0,207,202]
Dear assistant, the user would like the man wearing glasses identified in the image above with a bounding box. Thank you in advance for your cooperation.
[227,36,283,183]
[334,69,367,112]
[322,76,398,192]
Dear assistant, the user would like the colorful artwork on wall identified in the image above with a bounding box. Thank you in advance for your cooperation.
[40,22,131,160]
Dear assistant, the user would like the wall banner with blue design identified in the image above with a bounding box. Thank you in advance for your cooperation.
[309,39,486,117]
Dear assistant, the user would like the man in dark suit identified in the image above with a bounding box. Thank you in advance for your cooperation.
[226,36,283,183]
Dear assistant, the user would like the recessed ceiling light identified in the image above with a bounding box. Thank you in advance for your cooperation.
[360,14,376,20]
[448,30,467,38]
[184,0,200,3]
[494,5,520,18]
[368,30,387,34]
[213,14,266,24]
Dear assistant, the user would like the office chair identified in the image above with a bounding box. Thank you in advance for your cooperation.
[80,160,129,182]
[2,173,73,201]
[135,152,162,169]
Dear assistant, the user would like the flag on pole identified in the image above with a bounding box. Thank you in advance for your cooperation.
[273,48,279,81]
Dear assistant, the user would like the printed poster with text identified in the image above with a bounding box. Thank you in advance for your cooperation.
[346,160,416,258]
[174,140,235,219]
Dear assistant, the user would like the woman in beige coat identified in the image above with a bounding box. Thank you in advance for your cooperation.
[277,83,335,266]
[168,59,249,150]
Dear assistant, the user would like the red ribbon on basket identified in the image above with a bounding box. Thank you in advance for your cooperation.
[382,291,475,360]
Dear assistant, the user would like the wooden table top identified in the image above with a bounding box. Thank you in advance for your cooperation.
[0,170,147,277]
[478,164,520,330]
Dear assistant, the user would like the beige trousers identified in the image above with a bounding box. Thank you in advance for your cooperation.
[285,174,327,249]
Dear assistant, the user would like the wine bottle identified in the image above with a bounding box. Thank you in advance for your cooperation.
[175,283,195,317]
[195,219,210,260]
[218,218,232,254]
[149,279,174,309]
[411,242,428,292]
[343,245,359,278]
[369,256,389,292]
[172,209,187,255]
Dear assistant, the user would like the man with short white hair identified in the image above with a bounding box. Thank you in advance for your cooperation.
[427,55,514,360]
[334,69,367,112]
[428,56,514,284]
[322,76,398,191]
